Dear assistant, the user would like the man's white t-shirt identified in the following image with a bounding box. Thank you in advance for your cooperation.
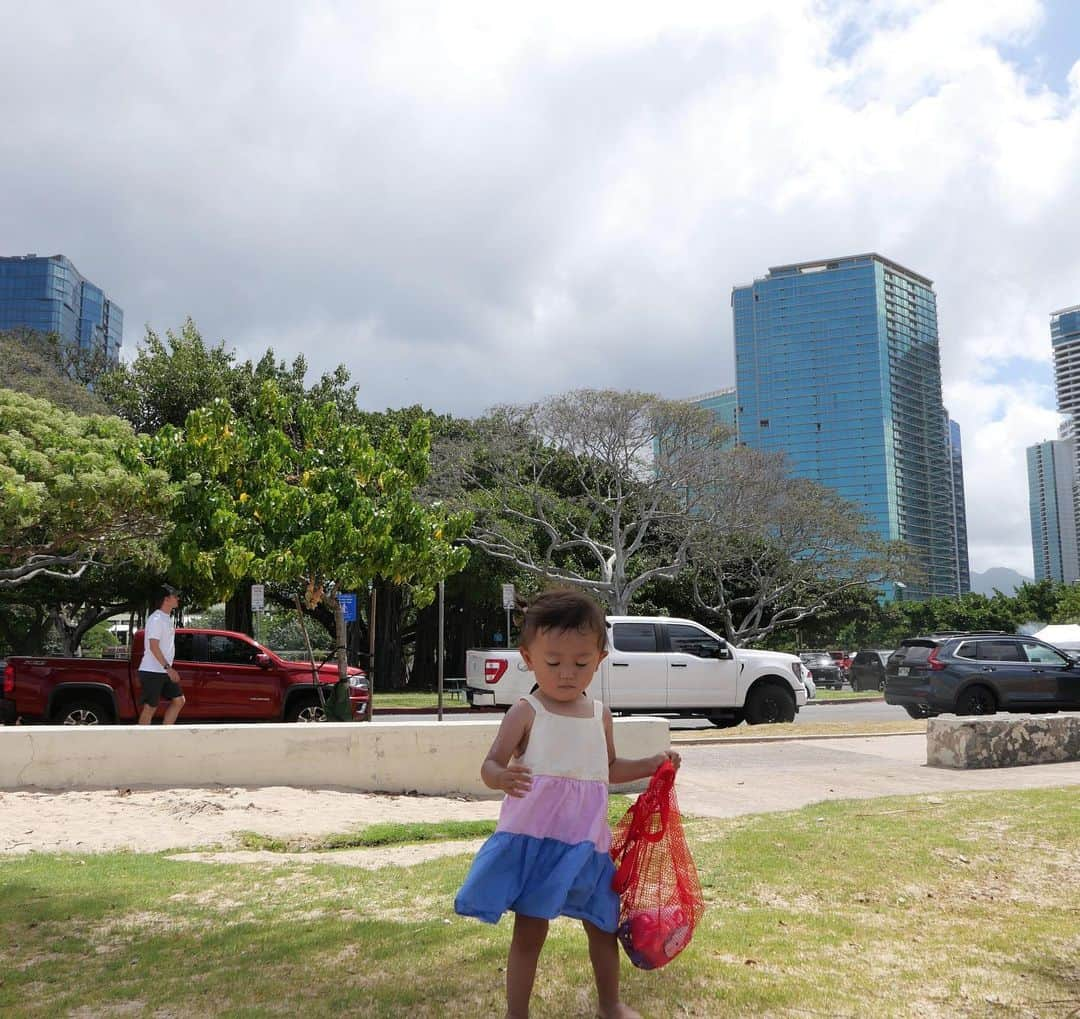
[138,609,176,673]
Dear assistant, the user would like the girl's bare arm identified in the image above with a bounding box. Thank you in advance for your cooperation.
[480,700,535,797]
[603,707,681,784]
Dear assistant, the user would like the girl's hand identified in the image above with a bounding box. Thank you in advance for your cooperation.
[653,750,681,772]
[498,763,533,798]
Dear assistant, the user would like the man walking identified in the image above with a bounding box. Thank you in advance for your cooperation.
[137,584,186,725]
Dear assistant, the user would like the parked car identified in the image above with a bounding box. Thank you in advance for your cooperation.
[884,632,1080,719]
[828,649,853,675]
[467,616,809,726]
[849,649,895,692]
[797,661,817,700]
[798,650,844,690]
[1,628,369,725]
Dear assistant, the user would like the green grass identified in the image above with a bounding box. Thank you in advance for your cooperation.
[236,796,634,853]
[373,691,464,708]
[815,688,884,701]
[2,789,1078,1017]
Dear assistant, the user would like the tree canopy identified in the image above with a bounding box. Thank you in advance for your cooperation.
[686,445,912,645]
[153,383,471,609]
[0,329,112,416]
[451,388,731,613]
[0,389,171,589]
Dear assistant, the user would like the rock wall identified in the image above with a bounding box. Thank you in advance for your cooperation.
[927,714,1080,769]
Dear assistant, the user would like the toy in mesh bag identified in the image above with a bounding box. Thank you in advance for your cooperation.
[609,759,705,970]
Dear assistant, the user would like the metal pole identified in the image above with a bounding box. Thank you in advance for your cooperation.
[437,580,445,721]
[505,606,511,647]
[367,586,376,721]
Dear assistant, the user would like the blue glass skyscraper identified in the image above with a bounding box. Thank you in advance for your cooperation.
[947,415,971,595]
[688,387,737,441]
[1026,303,1080,581]
[1027,436,1078,583]
[732,253,964,600]
[0,254,122,363]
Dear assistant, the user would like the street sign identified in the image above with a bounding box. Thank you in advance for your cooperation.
[250,584,265,612]
[339,593,358,623]
[502,583,516,610]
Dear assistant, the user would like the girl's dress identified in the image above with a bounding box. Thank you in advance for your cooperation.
[454,693,619,932]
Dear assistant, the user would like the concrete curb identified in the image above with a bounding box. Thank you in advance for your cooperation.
[671,728,924,747]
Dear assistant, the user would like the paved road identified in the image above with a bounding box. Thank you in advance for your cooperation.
[673,734,1080,819]
[375,698,909,728]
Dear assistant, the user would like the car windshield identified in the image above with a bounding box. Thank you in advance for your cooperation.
[800,653,832,664]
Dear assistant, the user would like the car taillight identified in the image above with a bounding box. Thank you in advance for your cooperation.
[927,648,945,671]
[3,663,13,696]
[485,659,509,684]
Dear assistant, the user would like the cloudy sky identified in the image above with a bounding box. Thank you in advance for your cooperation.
[2,0,1079,577]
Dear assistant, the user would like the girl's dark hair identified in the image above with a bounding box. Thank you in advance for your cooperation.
[517,588,607,649]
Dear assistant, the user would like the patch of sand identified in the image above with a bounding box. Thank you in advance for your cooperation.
[0,786,500,855]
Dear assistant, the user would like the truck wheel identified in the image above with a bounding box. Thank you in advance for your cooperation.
[55,699,114,725]
[285,695,326,723]
[744,683,796,725]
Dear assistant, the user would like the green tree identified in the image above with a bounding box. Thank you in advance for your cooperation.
[0,329,111,415]
[449,389,731,613]
[154,385,471,691]
[685,446,913,646]
[96,318,360,434]
[0,389,171,589]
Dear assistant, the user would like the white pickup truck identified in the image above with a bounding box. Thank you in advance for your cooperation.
[465,615,811,727]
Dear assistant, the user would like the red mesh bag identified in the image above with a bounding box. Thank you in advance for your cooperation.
[609,760,705,970]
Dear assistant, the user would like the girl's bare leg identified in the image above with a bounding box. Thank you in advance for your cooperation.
[506,913,548,1018]
[584,921,641,1019]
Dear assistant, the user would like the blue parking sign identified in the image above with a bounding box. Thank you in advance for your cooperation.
[339,593,357,622]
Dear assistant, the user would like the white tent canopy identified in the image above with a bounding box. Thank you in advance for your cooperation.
[1032,624,1080,650]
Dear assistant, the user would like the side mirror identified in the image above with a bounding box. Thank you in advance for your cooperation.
[255,653,272,669]
[715,642,732,660]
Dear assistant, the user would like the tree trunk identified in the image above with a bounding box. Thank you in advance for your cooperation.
[225,585,254,636]
[373,577,406,690]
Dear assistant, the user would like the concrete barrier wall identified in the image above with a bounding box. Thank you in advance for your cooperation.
[0,717,670,795]
[927,713,1080,769]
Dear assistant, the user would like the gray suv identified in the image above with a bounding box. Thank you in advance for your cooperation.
[884,632,1080,719]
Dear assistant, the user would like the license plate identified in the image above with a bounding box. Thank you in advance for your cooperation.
[898,667,909,676]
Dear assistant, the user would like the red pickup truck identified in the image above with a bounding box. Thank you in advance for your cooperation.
[0,628,369,725]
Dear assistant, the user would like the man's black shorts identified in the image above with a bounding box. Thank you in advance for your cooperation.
[139,670,182,707]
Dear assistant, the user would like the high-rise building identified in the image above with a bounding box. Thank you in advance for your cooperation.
[1026,304,1080,582]
[688,387,738,440]
[732,253,966,600]
[1027,437,1079,583]
[0,254,122,363]
[946,414,971,594]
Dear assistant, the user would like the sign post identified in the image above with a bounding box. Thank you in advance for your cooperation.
[501,583,515,647]
[437,580,445,722]
[250,584,265,644]
[339,593,357,623]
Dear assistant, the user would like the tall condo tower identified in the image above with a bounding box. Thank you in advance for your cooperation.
[732,253,966,600]
[0,253,122,363]
[1026,435,1079,583]
[1026,304,1080,581]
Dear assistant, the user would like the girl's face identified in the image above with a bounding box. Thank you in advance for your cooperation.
[520,627,607,702]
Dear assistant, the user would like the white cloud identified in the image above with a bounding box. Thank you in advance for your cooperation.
[1,0,1078,574]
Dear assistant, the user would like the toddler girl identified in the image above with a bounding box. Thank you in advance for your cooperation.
[454,589,680,1019]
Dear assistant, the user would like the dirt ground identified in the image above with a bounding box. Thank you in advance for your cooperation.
[0,785,500,855]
